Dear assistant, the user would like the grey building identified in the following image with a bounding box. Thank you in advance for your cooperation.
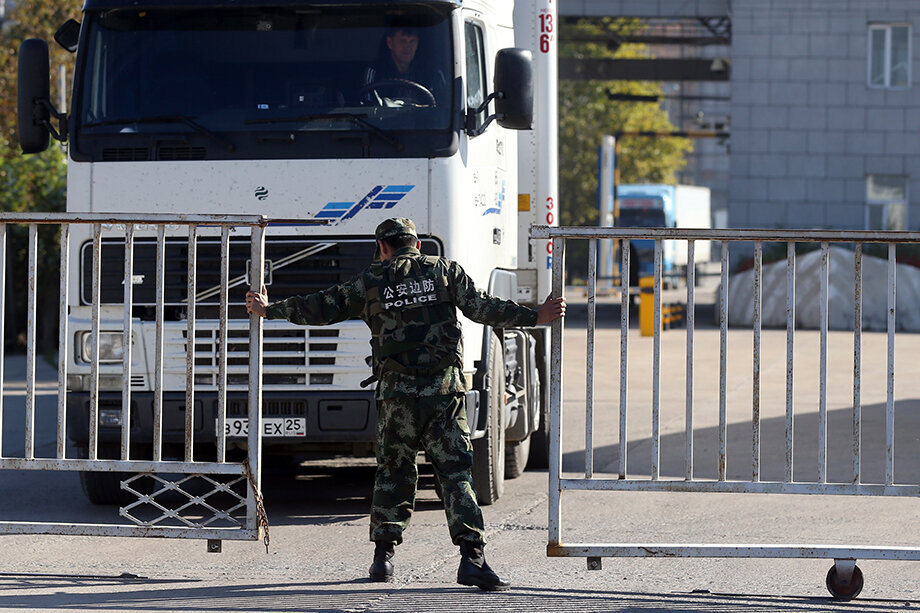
[562,0,920,232]
[731,0,919,231]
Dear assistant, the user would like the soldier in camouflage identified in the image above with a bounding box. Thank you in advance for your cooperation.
[246,217,565,591]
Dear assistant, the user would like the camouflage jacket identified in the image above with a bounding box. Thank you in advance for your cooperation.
[265,246,538,398]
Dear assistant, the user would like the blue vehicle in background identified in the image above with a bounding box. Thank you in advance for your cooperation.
[610,184,711,286]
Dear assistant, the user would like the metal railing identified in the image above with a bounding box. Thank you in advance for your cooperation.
[532,225,920,600]
[0,213,267,545]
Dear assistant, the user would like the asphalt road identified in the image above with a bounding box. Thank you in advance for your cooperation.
[2,304,920,612]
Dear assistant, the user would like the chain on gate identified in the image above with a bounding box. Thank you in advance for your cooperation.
[243,460,270,553]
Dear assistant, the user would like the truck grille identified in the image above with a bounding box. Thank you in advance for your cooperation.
[85,234,439,390]
[165,320,371,390]
[82,235,440,309]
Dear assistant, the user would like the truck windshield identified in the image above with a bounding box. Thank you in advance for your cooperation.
[73,5,455,161]
[617,208,668,228]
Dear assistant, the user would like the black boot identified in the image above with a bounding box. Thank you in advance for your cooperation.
[456,541,511,591]
[369,541,394,582]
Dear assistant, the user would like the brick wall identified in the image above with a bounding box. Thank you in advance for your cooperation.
[730,0,920,229]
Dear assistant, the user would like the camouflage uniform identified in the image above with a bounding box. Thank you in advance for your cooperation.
[265,220,537,546]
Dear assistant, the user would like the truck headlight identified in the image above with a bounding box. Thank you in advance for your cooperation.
[79,332,125,363]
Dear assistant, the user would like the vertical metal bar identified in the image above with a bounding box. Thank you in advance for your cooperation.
[585,238,596,478]
[719,245,729,480]
[185,224,198,462]
[548,236,565,546]
[57,225,70,459]
[886,242,895,485]
[598,136,614,289]
[0,225,5,460]
[153,224,166,462]
[685,240,695,481]
[785,241,795,483]
[818,242,829,483]
[121,225,134,461]
[217,225,230,463]
[853,244,862,484]
[752,241,762,482]
[619,238,629,479]
[248,225,266,536]
[651,240,662,481]
[89,224,102,460]
[24,224,38,459]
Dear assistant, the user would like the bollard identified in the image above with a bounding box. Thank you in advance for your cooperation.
[639,275,656,337]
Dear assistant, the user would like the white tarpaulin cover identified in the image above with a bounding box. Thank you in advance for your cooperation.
[727,245,920,331]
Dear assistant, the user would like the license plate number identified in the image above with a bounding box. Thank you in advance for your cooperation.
[219,417,306,438]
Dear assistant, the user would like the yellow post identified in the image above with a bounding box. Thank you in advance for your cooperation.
[639,276,656,337]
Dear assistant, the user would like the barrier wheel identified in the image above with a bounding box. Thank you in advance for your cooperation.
[826,564,863,601]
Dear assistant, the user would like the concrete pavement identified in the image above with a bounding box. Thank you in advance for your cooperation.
[1,306,920,611]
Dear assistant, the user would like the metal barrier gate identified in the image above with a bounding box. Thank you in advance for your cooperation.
[0,213,269,550]
[532,225,920,600]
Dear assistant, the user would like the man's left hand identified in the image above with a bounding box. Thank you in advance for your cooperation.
[536,294,566,324]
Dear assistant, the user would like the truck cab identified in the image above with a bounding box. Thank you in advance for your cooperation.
[18,0,557,505]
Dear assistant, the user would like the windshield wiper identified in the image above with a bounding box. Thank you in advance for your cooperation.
[82,115,235,152]
[245,113,403,151]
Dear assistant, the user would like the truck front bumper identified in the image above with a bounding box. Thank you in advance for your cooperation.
[67,390,379,448]
[67,389,484,449]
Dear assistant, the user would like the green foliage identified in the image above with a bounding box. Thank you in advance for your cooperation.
[0,0,80,147]
[0,0,76,354]
[0,138,67,354]
[0,138,67,212]
[559,18,692,227]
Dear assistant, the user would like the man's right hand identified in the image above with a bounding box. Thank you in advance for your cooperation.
[245,285,269,318]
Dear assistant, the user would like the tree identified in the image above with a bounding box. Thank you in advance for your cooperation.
[0,0,78,354]
[0,0,79,147]
[559,18,692,227]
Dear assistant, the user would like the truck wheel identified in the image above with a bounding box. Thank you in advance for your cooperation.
[472,333,505,506]
[79,470,130,505]
[76,444,148,505]
[525,372,549,470]
[504,436,530,479]
[506,364,538,478]
[526,426,549,470]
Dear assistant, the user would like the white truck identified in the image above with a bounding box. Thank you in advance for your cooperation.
[17,0,558,505]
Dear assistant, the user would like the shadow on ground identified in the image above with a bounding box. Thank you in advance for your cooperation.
[563,398,920,484]
[0,576,912,612]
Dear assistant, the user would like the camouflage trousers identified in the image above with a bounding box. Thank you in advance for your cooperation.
[370,394,485,546]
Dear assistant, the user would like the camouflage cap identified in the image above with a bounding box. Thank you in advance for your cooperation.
[375,217,418,241]
[373,217,418,261]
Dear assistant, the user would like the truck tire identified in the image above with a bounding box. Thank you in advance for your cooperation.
[505,370,538,478]
[79,470,129,505]
[77,444,151,505]
[525,363,549,470]
[504,436,530,479]
[526,426,549,470]
[472,333,505,505]
[76,444,132,505]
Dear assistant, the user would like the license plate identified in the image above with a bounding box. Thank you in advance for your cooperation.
[218,417,306,438]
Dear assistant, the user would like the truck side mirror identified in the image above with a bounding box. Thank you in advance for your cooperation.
[18,38,52,154]
[493,48,533,130]
[54,19,81,53]
[466,48,533,137]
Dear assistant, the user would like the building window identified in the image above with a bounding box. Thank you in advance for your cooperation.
[866,175,907,231]
[868,24,911,89]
